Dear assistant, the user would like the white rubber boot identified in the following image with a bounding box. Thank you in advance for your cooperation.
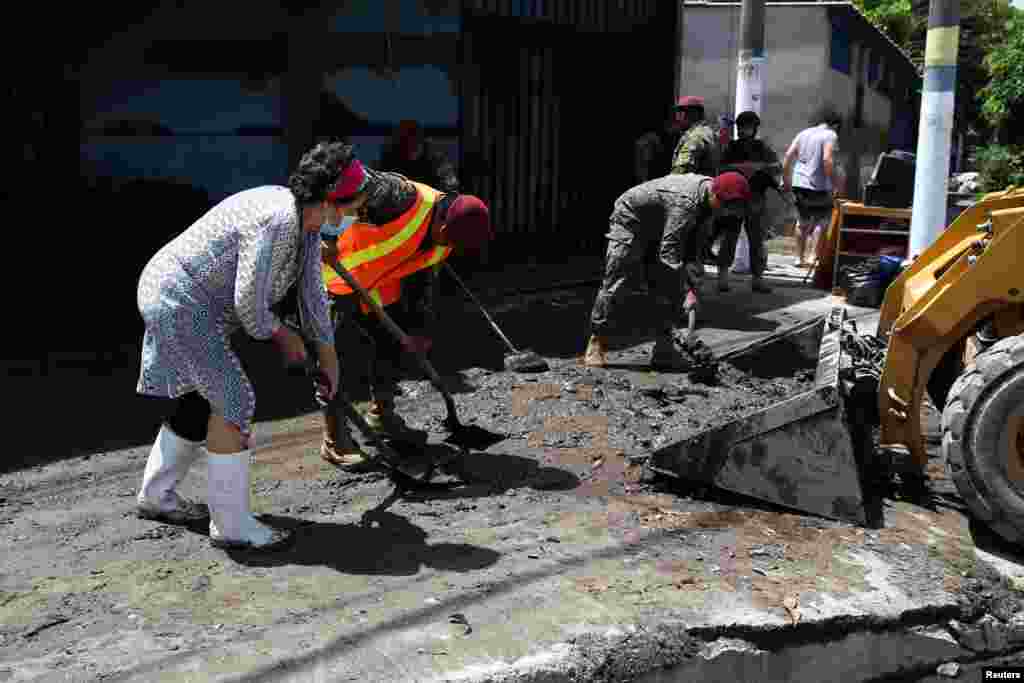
[136,424,209,524]
[206,450,293,551]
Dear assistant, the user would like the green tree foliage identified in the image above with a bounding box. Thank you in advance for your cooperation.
[973,143,1024,191]
[978,8,1024,130]
[854,0,1017,140]
[858,0,922,47]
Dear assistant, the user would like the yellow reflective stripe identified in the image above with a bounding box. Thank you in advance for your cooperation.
[425,246,451,267]
[321,262,338,288]
[340,192,436,271]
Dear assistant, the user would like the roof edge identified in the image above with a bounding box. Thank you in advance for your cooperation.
[684,0,919,75]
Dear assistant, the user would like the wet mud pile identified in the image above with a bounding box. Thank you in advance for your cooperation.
[396,356,818,461]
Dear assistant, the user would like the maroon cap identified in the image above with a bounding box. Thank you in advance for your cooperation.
[443,195,492,252]
[675,96,705,109]
[711,172,752,202]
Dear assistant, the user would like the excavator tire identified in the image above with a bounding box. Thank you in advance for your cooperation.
[941,334,1024,545]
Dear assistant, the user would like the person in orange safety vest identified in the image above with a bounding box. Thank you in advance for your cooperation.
[318,157,492,471]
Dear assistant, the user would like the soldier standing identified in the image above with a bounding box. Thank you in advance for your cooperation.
[670,96,720,268]
[716,110,782,293]
[670,96,719,177]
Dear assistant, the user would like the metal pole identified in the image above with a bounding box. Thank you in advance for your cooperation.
[908,0,960,258]
[731,0,766,272]
[734,0,766,122]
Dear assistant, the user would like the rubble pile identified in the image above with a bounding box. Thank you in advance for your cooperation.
[395,356,817,460]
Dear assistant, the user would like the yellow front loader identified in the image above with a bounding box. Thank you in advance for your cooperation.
[877,186,1024,544]
[650,187,1024,545]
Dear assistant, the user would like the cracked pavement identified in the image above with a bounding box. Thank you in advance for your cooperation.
[3,258,1023,682]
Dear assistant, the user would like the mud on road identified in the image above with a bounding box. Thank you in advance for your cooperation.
[2,337,1022,681]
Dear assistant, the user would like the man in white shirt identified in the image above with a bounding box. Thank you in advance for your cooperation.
[782,111,845,266]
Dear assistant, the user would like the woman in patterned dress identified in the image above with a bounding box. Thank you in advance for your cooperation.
[134,141,368,552]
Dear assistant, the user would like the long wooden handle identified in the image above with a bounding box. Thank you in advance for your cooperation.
[328,259,459,422]
[330,262,411,345]
[442,263,520,354]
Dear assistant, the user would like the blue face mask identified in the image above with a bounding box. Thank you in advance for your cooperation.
[320,215,357,237]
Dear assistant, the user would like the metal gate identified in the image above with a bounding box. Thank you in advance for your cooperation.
[459,2,678,266]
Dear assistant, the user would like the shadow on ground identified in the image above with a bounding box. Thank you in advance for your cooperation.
[359,442,582,505]
[219,509,499,573]
[226,510,501,574]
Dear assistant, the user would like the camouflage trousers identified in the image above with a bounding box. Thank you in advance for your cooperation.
[589,236,686,337]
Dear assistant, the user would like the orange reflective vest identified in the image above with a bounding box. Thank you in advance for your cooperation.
[321,181,453,313]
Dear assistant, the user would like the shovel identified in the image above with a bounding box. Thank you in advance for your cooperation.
[291,358,456,491]
[327,259,506,451]
[442,263,550,373]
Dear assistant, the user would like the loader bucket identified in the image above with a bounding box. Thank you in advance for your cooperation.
[648,307,871,525]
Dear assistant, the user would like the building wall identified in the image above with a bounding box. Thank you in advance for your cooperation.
[79,0,678,273]
[819,39,895,198]
[680,5,832,233]
[679,3,915,233]
[79,0,464,203]
[680,5,830,168]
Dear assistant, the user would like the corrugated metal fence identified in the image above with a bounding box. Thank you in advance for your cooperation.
[459,0,677,265]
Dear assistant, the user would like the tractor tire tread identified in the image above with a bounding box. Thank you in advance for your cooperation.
[941,334,1024,544]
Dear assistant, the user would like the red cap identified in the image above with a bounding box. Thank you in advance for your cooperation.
[675,96,705,109]
[443,195,492,252]
[711,172,752,202]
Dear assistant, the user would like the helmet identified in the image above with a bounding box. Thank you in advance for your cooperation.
[735,111,760,128]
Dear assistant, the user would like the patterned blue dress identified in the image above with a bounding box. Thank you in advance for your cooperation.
[136,186,333,435]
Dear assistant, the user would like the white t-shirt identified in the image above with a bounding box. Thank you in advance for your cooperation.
[792,124,840,192]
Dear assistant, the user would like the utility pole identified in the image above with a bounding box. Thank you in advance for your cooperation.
[908,0,960,258]
[730,0,766,273]
[734,0,766,122]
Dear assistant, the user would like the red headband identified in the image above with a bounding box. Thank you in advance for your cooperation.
[326,159,367,203]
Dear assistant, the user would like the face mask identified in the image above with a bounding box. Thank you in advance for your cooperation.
[320,215,357,237]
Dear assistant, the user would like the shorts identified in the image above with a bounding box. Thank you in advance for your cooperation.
[793,187,834,223]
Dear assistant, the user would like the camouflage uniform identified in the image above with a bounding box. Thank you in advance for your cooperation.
[670,121,719,177]
[670,121,719,266]
[590,174,712,337]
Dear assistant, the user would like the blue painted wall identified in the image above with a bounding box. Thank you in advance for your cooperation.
[81,0,463,201]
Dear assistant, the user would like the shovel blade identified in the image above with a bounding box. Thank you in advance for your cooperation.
[649,307,869,525]
[504,350,550,373]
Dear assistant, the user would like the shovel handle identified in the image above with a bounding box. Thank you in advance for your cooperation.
[442,263,520,355]
[328,259,461,426]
